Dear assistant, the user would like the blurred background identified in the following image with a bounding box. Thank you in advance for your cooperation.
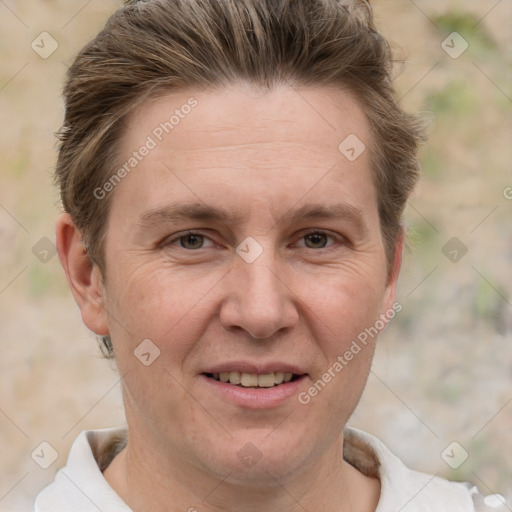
[1,0,511,510]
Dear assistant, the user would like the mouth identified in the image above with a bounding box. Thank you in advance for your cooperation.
[200,365,309,408]
[202,371,304,388]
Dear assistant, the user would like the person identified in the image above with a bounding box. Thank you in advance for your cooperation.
[34,0,508,510]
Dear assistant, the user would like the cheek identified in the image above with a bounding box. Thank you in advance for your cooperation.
[295,261,387,407]
[104,260,224,355]
[104,244,388,366]
[297,273,382,424]
[301,261,387,333]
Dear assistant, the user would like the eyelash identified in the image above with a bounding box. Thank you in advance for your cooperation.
[164,230,343,251]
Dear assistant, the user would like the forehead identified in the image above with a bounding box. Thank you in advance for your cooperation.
[121,82,370,160]
[110,83,376,226]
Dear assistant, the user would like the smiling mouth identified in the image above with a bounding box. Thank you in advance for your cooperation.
[203,371,303,388]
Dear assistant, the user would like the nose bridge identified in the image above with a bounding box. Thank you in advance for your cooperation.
[220,240,297,339]
[243,257,281,305]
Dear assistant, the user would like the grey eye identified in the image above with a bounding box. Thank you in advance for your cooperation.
[304,233,329,249]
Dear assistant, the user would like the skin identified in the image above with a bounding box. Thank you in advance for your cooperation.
[56,82,404,512]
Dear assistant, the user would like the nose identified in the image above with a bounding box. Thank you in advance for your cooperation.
[218,247,299,340]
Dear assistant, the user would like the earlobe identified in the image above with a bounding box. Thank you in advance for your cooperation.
[56,213,109,336]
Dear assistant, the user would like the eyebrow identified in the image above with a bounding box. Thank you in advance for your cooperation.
[138,203,246,228]
[277,203,366,229]
[137,202,368,234]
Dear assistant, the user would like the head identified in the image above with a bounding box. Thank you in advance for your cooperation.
[56,0,425,491]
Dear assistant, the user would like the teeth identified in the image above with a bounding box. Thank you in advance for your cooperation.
[241,373,258,387]
[257,373,275,387]
[229,371,241,385]
[211,371,297,387]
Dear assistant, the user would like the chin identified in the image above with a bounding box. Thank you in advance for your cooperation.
[194,429,315,486]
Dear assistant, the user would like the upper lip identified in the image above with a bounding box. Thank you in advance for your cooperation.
[202,361,307,375]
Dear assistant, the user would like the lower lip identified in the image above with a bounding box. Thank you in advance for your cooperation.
[200,374,308,409]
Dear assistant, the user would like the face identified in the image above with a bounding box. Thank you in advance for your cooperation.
[82,83,400,485]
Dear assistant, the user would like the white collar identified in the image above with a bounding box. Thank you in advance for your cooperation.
[34,425,506,511]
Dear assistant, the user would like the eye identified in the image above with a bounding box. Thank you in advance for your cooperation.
[295,231,339,249]
[163,230,343,252]
[165,231,215,250]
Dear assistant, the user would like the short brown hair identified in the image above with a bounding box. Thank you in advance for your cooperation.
[56,0,425,356]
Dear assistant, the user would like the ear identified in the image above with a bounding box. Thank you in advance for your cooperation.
[56,213,109,336]
[382,227,405,310]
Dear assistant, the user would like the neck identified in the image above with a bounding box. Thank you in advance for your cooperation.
[103,429,380,512]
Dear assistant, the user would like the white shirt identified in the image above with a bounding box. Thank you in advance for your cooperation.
[34,426,508,512]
